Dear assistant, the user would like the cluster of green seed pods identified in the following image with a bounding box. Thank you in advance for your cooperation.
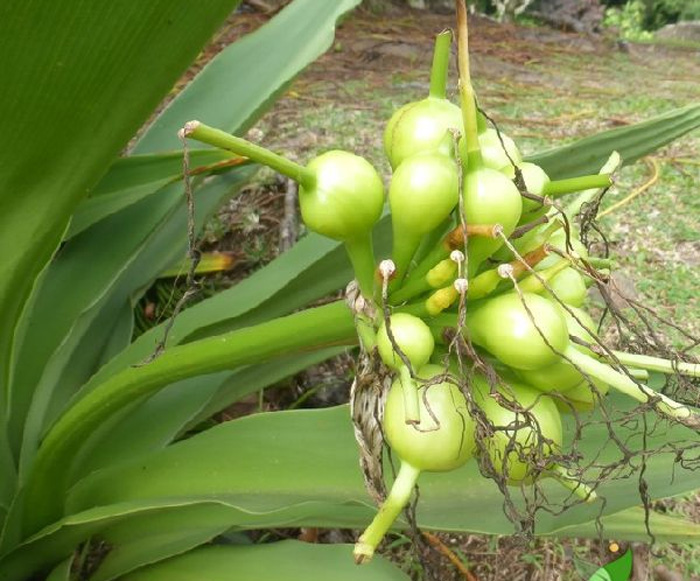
[180,4,700,565]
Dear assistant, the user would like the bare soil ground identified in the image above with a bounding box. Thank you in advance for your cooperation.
[175,4,700,580]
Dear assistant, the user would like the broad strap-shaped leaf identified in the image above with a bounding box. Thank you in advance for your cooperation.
[45,557,72,581]
[74,347,346,481]
[134,0,363,153]
[66,150,237,238]
[119,541,408,581]
[12,170,254,477]
[11,0,363,485]
[0,0,242,419]
[66,401,700,541]
[550,506,700,542]
[527,103,700,179]
[90,504,238,581]
[85,216,391,388]
[15,302,357,538]
[0,477,696,578]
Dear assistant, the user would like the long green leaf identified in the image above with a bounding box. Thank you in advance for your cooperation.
[74,347,346,481]
[134,0,363,153]
[550,506,700,542]
[18,302,357,538]
[12,170,253,476]
[66,401,700,542]
[0,0,242,418]
[119,541,408,581]
[11,0,362,481]
[527,103,700,179]
[91,504,237,581]
[66,150,236,238]
[85,217,391,388]
[45,557,72,581]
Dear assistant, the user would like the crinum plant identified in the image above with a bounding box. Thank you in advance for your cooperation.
[1,1,700,580]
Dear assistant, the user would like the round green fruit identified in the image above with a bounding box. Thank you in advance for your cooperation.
[300,150,384,242]
[384,365,476,472]
[462,166,523,276]
[377,314,435,371]
[472,376,562,483]
[549,268,587,307]
[467,292,569,371]
[384,98,462,169]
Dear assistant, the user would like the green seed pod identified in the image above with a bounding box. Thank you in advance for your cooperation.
[300,150,384,241]
[377,313,435,372]
[537,229,589,270]
[548,267,588,307]
[384,364,476,472]
[503,162,551,220]
[462,166,523,276]
[516,306,597,392]
[479,128,523,171]
[472,375,562,484]
[354,364,475,565]
[384,99,463,170]
[389,150,459,278]
[553,378,610,413]
[459,128,522,172]
[467,292,569,371]
[377,313,435,425]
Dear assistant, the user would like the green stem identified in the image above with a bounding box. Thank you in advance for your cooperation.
[610,351,700,378]
[429,30,452,99]
[414,215,455,265]
[354,462,421,564]
[629,368,649,381]
[394,301,431,319]
[542,174,612,198]
[456,0,482,167]
[518,259,570,294]
[184,121,316,189]
[19,301,357,537]
[391,231,422,286]
[563,345,693,421]
[548,464,597,503]
[564,151,621,218]
[399,365,421,425]
[586,256,613,269]
[345,234,377,299]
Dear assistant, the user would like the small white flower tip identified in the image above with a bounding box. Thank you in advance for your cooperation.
[497,264,514,279]
[379,259,396,279]
[453,278,468,294]
[450,250,465,263]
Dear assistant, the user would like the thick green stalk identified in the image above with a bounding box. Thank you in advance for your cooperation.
[354,461,420,564]
[391,232,423,287]
[19,301,357,537]
[183,121,315,189]
[563,346,693,421]
[456,0,481,166]
[549,464,597,503]
[429,30,452,99]
[345,234,377,299]
[564,151,621,217]
[611,351,700,378]
[399,365,421,425]
[542,174,612,198]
